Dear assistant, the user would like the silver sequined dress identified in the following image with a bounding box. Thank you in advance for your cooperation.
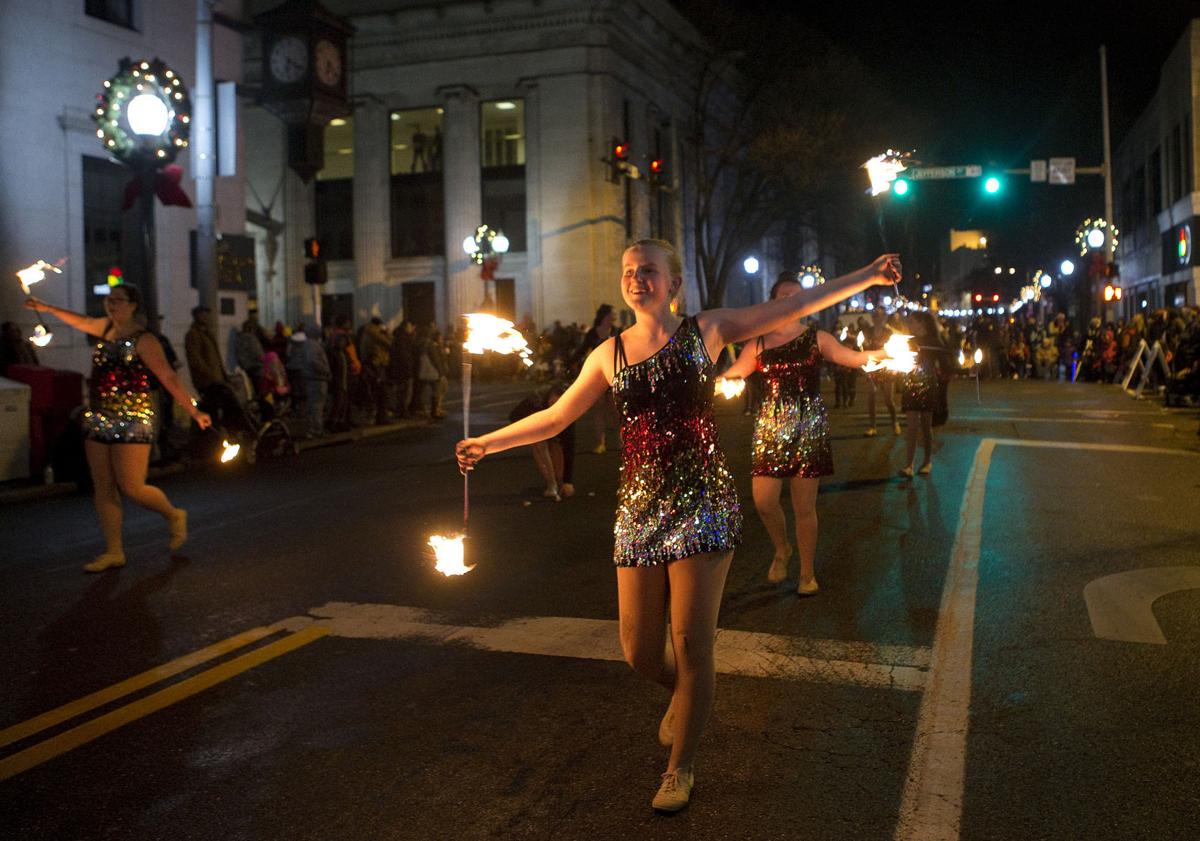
[751,330,833,478]
[83,330,156,444]
[611,317,742,567]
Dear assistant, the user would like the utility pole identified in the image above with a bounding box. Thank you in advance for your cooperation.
[194,0,219,327]
[1100,45,1114,263]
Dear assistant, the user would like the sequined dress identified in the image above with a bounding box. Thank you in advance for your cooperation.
[751,330,833,478]
[83,330,156,444]
[611,317,741,566]
[900,343,946,413]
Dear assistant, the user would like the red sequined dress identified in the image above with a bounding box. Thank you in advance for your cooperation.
[611,317,742,566]
[751,329,834,478]
[83,330,156,444]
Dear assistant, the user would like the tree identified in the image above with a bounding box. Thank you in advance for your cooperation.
[686,38,897,308]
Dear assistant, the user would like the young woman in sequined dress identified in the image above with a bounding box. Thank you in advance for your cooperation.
[721,274,881,596]
[26,286,212,572]
[899,310,950,478]
[456,241,900,813]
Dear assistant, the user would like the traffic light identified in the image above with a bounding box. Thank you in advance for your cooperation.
[1103,284,1122,302]
[607,138,638,182]
[892,177,911,197]
[304,237,321,259]
[983,175,1003,195]
[649,157,665,188]
[974,293,983,302]
[304,261,328,285]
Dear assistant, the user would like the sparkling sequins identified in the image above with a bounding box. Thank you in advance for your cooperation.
[611,318,741,567]
[900,344,941,413]
[751,330,833,478]
[83,332,156,444]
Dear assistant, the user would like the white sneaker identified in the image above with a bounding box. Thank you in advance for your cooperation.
[864,427,878,438]
[652,768,694,813]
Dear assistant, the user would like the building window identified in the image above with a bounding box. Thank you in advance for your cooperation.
[82,156,130,317]
[85,0,136,30]
[481,100,526,252]
[315,117,354,260]
[390,107,444,258]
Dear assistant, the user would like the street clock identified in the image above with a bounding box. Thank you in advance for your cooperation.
[254,0,354,182]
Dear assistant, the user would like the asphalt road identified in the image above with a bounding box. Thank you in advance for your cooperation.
[2,374,1198,841]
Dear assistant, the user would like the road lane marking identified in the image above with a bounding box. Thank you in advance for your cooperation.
[0,626,276,750]
[1084,567,1200,644]
[286,602,930,692]
[953,416,1175,427]
[0,625,328,782]
[896,436,1199,841]
[895,439,993,841]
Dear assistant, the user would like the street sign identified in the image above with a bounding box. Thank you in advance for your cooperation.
[1048,157,1076,185]
[907,165,982,180]
[1030,160,1047,182]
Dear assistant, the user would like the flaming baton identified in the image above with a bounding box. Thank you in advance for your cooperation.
[428,313,533,576]
[16,260,64,347]
[714,377,746,400]
[863,150,913,302]
[862,332,917,374]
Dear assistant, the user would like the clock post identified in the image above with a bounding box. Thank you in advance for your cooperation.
[254,0,354,183]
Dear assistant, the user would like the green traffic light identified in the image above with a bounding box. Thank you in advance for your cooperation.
[893,178,910,197]
[984,176,1002,194]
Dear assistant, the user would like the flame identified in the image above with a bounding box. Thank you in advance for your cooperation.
[973,348,983,365]
[463,313,533,366]
[958,350,966,367]
[29,324,53,347]
[220,440,241,463]
[863,150,909,197]
[856,330,865,349]
[16,259,63,294]
[428,534,475,576]
[862,333,917,374]
[839,326,848,342]
[715,377,746,400]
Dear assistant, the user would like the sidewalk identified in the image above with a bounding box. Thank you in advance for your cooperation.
[0,415,437,507]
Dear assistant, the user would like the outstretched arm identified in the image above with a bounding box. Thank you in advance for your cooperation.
[24,297,109,338]
[721,341,759,380]
[456,340,613,471]
[137,334,213,430]
[697,255,901,355]
[817,331,878,369]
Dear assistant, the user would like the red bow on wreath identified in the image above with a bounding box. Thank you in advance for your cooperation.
[121,164,193,210]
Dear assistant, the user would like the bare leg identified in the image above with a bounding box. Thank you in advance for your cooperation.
[85,440,123,555]
[548,439,565,486]
[111,444,177,518]
[885,380,898,429]
[789,477,820,587]
[751,476,791,582]
[919,411,934,469]
[903,410,919,471]
[665,550,733,773]
[867,379,878,428]
[530,442,557,493]
[616,564,674,691]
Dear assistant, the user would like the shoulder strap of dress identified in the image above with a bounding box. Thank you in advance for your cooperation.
[756,335,765,354]
[613,332,628,375]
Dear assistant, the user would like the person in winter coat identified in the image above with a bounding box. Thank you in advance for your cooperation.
[413,325,447,419]
[359,317,393,425]
[389,320,417,418]
[287,323,332,437]
[326,316,359,432]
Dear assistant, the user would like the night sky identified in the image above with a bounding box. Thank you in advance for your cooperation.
[672,0,1198,291]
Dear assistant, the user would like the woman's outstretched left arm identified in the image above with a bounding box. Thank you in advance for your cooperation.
[697,255,901,357]
[816,331,878,369]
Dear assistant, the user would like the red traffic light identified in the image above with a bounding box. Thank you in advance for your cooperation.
[650,158,663,174]
[304,237,321,259]
[992,293,1000,302]
[613,141,629,161]
[974,293,982,302]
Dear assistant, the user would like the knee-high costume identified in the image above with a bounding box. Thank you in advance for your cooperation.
[900,343,945,413]
[751,330,834,478]
[82,329,156,444]
[611,316,741,566]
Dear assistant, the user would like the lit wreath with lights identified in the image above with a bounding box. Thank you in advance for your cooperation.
[1074,218,1118,256]
[463,224,509,265]
[795,265,825,288]
[93,57,191,167]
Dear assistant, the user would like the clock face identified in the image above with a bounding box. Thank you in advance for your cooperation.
[269,36,308,84]
[315,39,342,87]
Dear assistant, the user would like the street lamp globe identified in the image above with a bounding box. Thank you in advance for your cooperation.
[799,272,816,288]
[126,93,170,136]
[462,235,480,256]
[1086,227,1105,250]
[1060,259,1075,276]
[1040,274,1052,288]
[743,256,760,274]
[492,233,510,254]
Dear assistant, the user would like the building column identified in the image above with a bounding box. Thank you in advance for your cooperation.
[282,148,316,326]
[353,102,391,321]
[439,85,482,325]
[519,79,543,327]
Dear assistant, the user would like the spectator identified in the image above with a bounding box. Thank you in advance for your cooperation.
[1,320,39,368]
[389,320,417,418]
[185,306,242,429]
[287,323,331,438]
[360,316,393,425]
[508,382,575,500]
[234,318,266,389]
[413,325,448,420]
[326,315,359,432]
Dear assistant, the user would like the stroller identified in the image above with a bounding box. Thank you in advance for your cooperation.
[195,354,297,464]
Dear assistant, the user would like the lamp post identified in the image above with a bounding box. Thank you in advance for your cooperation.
[462,224,510,312]
[93,58,192,322]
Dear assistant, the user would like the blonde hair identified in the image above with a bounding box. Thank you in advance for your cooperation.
[626,238,683,279]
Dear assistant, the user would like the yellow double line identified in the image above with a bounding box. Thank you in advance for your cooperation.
[0,624,327,781]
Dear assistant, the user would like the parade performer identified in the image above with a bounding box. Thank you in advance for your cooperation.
[864,307,900,437]
[722,274,880,596]
[26,286,212,571]
[899,310,950,477]
[456,240,900,813]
